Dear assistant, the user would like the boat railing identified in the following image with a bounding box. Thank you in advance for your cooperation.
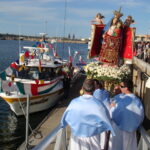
[32,124,68,150]
[32,124,150,150]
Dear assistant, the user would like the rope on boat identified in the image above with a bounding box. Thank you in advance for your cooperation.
[18,97,43,139]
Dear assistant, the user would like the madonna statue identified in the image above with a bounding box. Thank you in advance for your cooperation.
[99,8,123,66]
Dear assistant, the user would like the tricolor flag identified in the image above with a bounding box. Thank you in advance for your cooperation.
[53,48,59,57]
[68,47,73,65]
[16,78,61,96]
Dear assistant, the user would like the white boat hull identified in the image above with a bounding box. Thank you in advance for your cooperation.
[0,89,64,116]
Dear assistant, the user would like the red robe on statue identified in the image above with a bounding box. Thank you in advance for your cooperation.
[88,24,135,65]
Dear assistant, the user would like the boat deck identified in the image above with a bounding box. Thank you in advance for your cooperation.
[17,75,86,150]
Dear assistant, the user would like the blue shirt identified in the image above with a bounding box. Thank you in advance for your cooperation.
[110,93,144,132]
[61,94,115,137]
[93,89,110,109]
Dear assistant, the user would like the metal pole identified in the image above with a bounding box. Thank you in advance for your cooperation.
[25,94,30,150]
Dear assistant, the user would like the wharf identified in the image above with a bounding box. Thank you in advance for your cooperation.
[18,75,86,150]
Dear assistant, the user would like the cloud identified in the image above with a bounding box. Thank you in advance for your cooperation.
[75,0,144,8]
[0,0,149,37]
[67,7,112,21]
[0,1,60,22]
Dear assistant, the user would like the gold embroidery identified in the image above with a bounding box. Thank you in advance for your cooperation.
[99,34,121,65]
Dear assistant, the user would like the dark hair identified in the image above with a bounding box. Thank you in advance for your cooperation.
[93,79,103,89]
[83,79,95,93]
[93,79,99,85]
[122,79,133,92]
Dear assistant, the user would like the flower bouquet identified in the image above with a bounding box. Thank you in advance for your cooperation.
[84,62,131,84]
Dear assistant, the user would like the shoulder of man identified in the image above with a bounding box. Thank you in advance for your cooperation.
[113,93,124,100]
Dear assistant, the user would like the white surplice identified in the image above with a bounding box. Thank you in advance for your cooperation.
[69,132,106,150]
[108,122,137,150]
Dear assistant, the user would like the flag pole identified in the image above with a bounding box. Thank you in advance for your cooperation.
[25,94,30,150]
[18,24,21,66]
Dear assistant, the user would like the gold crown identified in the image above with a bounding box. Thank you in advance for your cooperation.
[113,7,123,18]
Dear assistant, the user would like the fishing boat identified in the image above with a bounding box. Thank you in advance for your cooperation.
[0,35,72,116]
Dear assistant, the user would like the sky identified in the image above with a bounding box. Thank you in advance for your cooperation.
[0,0,150,38]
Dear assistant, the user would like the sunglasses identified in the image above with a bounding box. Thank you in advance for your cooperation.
[120,85,126,88]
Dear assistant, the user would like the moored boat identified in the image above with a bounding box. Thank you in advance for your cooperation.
[0,35,72,116]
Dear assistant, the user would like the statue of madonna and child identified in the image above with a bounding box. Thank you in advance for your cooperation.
[89,8,135,67]
[99,8,124,66]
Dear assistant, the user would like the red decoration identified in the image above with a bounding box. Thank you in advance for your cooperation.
[88,24,105,58]
[11,62,18,70]
[35,79,39,85]
[25,51,30,58]
[121,27,135,59]
[8,82,12,87]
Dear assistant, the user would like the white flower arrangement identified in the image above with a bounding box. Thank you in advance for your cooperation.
[84,62,131,83]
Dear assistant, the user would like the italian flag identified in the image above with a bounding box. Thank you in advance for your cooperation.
[16,78,61,96]
[68,47,72,65]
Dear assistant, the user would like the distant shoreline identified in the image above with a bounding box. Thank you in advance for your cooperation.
[0,33,89,44]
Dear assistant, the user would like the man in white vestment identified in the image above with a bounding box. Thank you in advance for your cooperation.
[109,80,144,150]
[61,79,115,150]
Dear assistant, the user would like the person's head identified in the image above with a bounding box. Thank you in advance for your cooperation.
[120,80,133,94]
[82,79,95,94]
[96,13,104,19]
[114,85,121,95]
[93,79,103,89]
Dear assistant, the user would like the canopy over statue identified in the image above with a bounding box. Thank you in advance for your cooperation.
[88,8,135,66]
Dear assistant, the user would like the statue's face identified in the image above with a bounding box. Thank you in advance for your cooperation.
[128,17,132,21]
[112,18,118,25]
[97,14,101,19]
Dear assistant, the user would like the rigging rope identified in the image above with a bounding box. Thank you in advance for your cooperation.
[18,97,43,139]
[62,0,67,57]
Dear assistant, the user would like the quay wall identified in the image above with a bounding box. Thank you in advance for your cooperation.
[132,57,150,134]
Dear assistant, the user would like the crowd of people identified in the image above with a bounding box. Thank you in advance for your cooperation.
[134,41,150,63]
[60,78,144,150]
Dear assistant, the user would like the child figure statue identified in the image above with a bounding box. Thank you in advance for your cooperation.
[91,13,105,25]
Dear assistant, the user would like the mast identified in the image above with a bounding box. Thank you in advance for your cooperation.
[18,25,21,56]
[62,0,67,57]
